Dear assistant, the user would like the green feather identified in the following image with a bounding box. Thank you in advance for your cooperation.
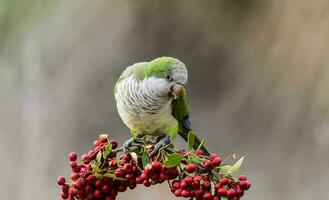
[172,88,189,133]
[144,57,180,78]
[172,88,209,155]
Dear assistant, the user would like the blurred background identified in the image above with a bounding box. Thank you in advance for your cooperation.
[1,0,329,200]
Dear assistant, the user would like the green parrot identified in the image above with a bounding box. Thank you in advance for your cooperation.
[114,57,209,157]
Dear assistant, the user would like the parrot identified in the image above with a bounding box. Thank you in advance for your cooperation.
[114,57,209,157]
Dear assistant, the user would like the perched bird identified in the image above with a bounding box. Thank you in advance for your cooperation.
[114,57,208,157]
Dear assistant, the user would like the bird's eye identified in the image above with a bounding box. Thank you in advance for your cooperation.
[166,74,172,81]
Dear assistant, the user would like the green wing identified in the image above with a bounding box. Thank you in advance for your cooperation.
[172,89,209,155]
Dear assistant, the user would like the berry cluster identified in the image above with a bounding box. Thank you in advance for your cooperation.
[136,161,178,187]
[168,151,251,200]
[57,134,251,200]
[57,135,134,200]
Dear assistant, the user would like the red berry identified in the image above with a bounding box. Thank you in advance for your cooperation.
[123,163,132,173]
[57,176,66,186]
[178,150,187,155]
[143,180,151,187]
[123,154,131,162]
[109,160,117,168]
[227,189,237,198]
[93,140,102,147]
[160,173,169,180]
[114,169,125,177]
[140,173,148,181]
[151,161,162,171]
[174,189,182,197]
[70,173,79,180]
[185,163,197,173]
[73,181,83,190]
[62,185,69,193]
[88,150,95,157]
[239,175,247,181]
[237,188,244,197]
[195,149,204,155]
[84,185,93,194]
[210,153,218,160]
[110,140,118,149]
[192,182,200,190]
[127,174,134,180]
[184,176,193,184]
[203,193,212,200]
[212,157,222,166]
[193,175,202,182]
[172,180,180,189]
[136,177,143,184]
[181,190,190,197]
[69,152,77,161]
[70,161,78,169]
[86,194,94,200]
[60,191,69,199]
[202,180,211,190]
[195,189,204,196]
[86,175,96,184]
[150,174,160,182]
[102,184,111,193]
[129,181,137,189]
[105,196,114,200]
[217,188,227,196]
[99,135,108,143]
[215,183,221,190]
[239,181,251,190]
[118,184,127,192]
[94,189,102,198]
[81,154,90,163]
[213,196,219,200]
[180,180,188,189]
[95,180,102,188]
[220,178,228,186]
[204,160,213,170]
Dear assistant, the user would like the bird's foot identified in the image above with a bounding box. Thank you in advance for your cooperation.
[122,137,135,153]
[123,135,145,153]
[149,135,171,158]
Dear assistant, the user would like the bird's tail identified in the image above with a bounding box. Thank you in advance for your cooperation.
[179,126,210,156]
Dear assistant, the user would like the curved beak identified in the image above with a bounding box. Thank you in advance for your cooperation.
[171,84,184,98]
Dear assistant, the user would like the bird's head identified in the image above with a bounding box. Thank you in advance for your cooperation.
[143,57,188,98]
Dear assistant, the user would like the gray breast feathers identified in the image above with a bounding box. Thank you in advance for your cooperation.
[116,77,170,115]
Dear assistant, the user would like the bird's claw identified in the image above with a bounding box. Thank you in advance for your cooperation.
[123,138,134,153]
[149,135,171,158]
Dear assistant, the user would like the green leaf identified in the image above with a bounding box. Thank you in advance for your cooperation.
[164,153,184,167]
[187,131,195,151]
[210,181,215,196]
[189,153,204,164]
[96,151,102,165]
[197,139,205,150]
[91,163,101,173]
[232,156,244,173]
[103,143,112,159]
[213,175,220,182]
[130,152,138,163]
[141,150,150,168]
[103,173,126,181]
[219,165,233,174]
[221,197,228,200]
